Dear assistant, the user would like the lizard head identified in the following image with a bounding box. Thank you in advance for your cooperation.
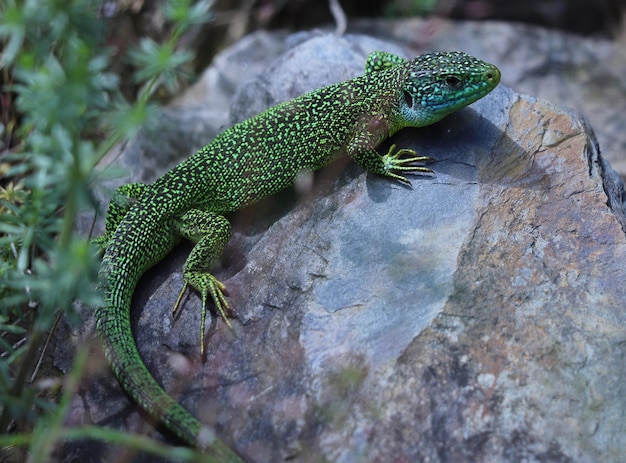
[398,51,501,127]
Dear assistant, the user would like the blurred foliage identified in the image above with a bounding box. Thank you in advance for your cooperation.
[385,0,440,16]
[0,0,213,459]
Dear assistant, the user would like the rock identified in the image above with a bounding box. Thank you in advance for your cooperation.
[64,29,626,463]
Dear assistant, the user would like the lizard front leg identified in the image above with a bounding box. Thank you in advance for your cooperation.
[347,118,434,186]
[174,210,232,355]
[380,144,434,185]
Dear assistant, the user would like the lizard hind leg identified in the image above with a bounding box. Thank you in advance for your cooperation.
[93,183,149,250]
[365,51,407,73]
[174,210,233,355]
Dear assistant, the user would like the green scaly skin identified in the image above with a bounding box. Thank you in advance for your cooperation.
[95,51,500,459]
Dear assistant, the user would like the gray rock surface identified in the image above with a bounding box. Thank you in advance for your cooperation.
[64,26,626,463]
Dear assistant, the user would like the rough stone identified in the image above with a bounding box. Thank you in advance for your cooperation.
[63,28,626,463]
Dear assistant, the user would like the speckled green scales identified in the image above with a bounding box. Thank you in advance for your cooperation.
[95,50,500,459]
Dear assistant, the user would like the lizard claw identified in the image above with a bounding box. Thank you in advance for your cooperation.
[174,273,233,356]
[382,144,435,184]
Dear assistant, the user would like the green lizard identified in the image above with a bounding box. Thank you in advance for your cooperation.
[94,50,500,460]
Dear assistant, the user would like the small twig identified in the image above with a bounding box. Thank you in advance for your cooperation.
[30,312,62,382]
[329,0,347,36]
[0,336,27,360]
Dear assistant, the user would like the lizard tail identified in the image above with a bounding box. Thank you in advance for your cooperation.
[95,210,244,461]
[96,302,244,462]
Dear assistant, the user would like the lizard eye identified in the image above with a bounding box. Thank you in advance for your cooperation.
[444,75,462,88]
[403,90,413,108]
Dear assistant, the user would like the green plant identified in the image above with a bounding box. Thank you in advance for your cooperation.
[384,0,440,17]
[0,0,213,460]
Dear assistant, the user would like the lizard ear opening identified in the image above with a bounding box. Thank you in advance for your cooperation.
[403,90,413,108]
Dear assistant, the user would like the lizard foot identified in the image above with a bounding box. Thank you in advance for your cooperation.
[174,272,232,356]
[91,235,110,254]
[382,144,434,185]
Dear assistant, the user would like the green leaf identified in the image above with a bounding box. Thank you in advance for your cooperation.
[128,38,194,93]
[106,98,160,142]
[0,315,27,335]
[165,0,214,37]
[0,0,26,66]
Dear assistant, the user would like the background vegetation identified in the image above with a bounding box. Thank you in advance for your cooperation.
[0,0,214,461]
